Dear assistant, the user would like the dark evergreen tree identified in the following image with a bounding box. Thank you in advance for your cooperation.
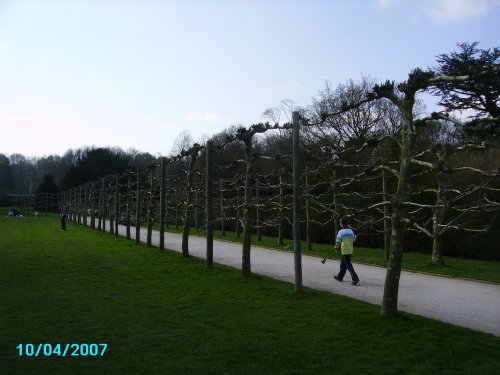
[35,174,59,212]
[431,42,499,118]
[60,147,130,190]
[430,42,499,141]
[0,154,15,193]
[36,174,58,195]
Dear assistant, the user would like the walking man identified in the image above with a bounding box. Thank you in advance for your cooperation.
[334,217,360,286]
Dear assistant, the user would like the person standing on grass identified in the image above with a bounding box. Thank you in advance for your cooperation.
[333,216,360,286]
[60,212,67,231]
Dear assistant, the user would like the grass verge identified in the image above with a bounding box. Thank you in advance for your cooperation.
[1,215,499,374]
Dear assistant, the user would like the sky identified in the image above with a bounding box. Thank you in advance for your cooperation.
[0,0,499,158]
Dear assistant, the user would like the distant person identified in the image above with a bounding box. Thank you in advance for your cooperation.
[7,208,21,217]
[34,211,39,218]
[333,217,360,286]
[60,213,67,231]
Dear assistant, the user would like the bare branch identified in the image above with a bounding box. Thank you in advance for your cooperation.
[402,218,433,238]
[451,167,499,176]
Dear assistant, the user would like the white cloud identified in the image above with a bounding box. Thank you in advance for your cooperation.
[425,0,491,23]
[186,111,221,123]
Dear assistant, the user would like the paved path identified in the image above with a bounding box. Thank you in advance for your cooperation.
[86,220,500,337]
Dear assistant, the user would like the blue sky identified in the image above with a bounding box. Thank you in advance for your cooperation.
[1,0,499,158]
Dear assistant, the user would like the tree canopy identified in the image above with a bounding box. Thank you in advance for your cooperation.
[0,154,15,193]
[36,174,58,196]
[431,42,500,118]
[60,147,130,190]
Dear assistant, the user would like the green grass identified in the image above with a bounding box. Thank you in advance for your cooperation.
[1,215,499,374]
[159,225,500,284]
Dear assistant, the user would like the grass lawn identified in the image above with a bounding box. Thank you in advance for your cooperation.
[1,215,499,374]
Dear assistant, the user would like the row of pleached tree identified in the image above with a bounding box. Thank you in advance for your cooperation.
[58,42,499,315]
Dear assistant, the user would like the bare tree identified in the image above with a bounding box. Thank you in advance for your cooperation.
[303,77,412,159]
[171,130,194,156]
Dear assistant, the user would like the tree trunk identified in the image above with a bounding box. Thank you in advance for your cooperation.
[242,136,254,277]
[220,179,225,236]
[114,175,119,236]
[126,175,131,239]
[432,235,444,266]
[78,186,82,225]
[381,95,414,316]
[305,167,311,251]
[332,170,339,242]
[194,190,199,232]
[235,181,241,239]
[382,168,391,262]
[382,208,405,315]
[98,181,103,231]
[206,141,214,267]
[136,169,142,244]
[292,111,303,296]
[159,158,166,250]
[91,182,96,229]
[147,172,153,246]
[182,150,198,257]
[432,162,447,265]
[83,184,88,226]
[278,171,285,247]
[256,176,261,242]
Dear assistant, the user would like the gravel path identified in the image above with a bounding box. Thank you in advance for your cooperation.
[95,221,500,337]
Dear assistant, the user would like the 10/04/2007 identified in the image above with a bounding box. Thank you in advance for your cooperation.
[16,343,108,357]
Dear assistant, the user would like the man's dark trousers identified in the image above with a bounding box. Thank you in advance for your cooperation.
[337,254,359,282]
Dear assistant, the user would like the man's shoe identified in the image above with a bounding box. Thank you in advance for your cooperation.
[351,280,360,286]
[334,275,342,282]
